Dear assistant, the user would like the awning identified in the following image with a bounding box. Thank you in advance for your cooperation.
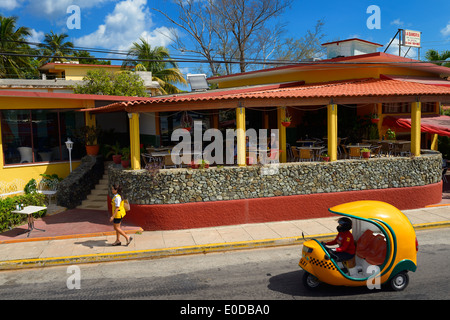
[383,115,450,137]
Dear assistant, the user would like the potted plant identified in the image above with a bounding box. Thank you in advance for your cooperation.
[361,148,371,159]
[370,113,379,124]
[321,153,330,162]
[181,111,193,132]
[281,116,292,127]
[189,160,199,169]
[106,142,122,164]
[199,159,210,169]
[386,128,396,141]
[120,147,130,168]
[78,125,101,155]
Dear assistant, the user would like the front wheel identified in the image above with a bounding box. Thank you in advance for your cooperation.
[302,272,321,290]
[390,272,409,291]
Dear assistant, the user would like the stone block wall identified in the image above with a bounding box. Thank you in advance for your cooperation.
[108,152,442,206]
[57,155,104,209]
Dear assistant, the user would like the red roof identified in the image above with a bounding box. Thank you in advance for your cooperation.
[208,52,450,82]
[85,78,450,113]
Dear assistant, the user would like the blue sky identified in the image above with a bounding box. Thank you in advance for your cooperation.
[1,0,450,76]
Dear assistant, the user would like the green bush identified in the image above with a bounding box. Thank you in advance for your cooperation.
[0,193,47,233]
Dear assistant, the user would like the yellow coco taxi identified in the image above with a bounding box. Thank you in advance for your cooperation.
[299,200,418,291]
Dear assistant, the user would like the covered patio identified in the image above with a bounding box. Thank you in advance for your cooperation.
[84,77,450,170]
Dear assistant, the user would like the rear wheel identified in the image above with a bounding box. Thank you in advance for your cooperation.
[390,272,409,291]
[302,272,321,290]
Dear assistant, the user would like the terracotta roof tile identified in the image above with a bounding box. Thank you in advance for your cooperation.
[86,78,450,113]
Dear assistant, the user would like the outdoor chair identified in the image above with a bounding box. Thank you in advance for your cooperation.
[17,147,33,163]
[340,144,349,159]
[291,146,300,162]
[163,155,177,169]
[348,147,361,159]
[443,160,448,183]
[286,143,293,162]
[299,148,314,162]
[398,143,411,157]
[37,179,58,205]
[370,145,382,157]
[141,153,154,169]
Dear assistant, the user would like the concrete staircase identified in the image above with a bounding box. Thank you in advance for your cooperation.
[76,167,109,211]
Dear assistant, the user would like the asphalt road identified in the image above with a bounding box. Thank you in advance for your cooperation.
[0,228,448,304]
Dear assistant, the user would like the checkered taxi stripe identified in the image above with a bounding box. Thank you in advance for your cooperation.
[300,257,336,271]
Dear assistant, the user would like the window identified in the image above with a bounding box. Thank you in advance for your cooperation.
[1,109,85,165]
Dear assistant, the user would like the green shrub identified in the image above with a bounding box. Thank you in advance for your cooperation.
[0,193,47,233]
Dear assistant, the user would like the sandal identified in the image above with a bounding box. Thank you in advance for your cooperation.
[112,241,121,246]
[126,236,133,246]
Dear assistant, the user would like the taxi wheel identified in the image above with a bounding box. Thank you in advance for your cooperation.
[302,272,321,290]
[390,272,409,291]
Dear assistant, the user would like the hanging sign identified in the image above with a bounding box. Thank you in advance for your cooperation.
[402,30,421,47]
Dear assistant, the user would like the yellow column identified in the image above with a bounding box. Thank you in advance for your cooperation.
[129,113,141,170]
[236,106,246,166]
[0,119,3,169]
[327,104,338,161]
[430,133,439,151]
[277,107,287,163]
[411,101,421,156]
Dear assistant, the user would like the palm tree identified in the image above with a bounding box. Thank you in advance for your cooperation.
[38,31,74,65]
[0,15,35,78]
[123,37,187,95]
[425,49,450,67]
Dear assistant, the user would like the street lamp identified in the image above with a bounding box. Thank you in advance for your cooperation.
[65,137,74,172]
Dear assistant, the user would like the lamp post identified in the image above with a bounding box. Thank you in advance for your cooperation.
[65,138,74,172]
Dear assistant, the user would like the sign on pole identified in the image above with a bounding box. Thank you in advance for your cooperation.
[402,30,421,48]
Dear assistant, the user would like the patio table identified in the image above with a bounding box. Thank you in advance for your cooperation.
[12,205,46,237]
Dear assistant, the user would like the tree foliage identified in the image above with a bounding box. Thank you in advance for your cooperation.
[155,0,326,76]
[73,69,148,97]
[123,37,187,95]
[0,15,36,78]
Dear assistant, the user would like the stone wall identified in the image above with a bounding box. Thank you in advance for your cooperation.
[57,155,104,209]
[108,152,442,205]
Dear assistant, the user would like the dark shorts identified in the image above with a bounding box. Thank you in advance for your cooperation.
[332,251,355,262]
[113,218,122,224]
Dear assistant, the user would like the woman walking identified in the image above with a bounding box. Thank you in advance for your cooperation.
[110,184,132,246]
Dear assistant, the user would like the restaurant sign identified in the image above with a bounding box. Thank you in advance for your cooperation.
[402,29,421,48]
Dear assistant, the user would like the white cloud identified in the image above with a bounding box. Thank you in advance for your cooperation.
[0,0,24,10]
[441,22,450,37]
[27,0,112,17]
[27,29,45,45]
[384,37,417,59]
[74,0,173,52]
[390,19,404,26]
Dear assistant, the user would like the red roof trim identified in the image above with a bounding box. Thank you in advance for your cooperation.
[0,90,151,101]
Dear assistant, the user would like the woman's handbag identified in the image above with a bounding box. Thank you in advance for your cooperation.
[123,199,131,211]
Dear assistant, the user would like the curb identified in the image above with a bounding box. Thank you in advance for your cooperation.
[1,221,449,270]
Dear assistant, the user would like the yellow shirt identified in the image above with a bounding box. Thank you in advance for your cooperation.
[111,194,126,219]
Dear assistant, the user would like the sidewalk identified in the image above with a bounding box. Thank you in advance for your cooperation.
[0,199,449,270]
